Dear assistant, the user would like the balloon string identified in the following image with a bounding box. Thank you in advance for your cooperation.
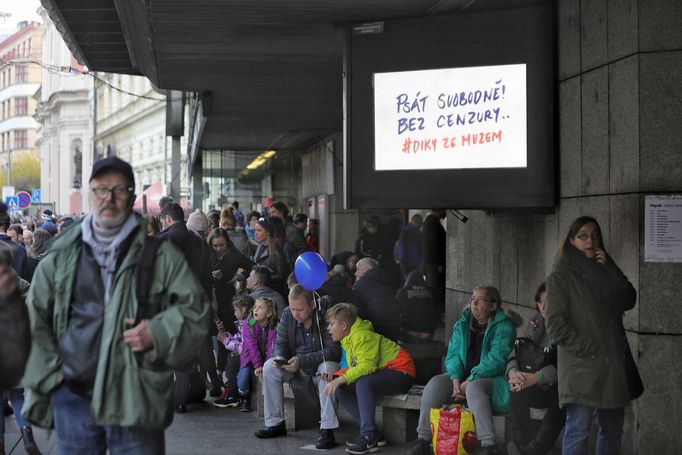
[313,291,328,375]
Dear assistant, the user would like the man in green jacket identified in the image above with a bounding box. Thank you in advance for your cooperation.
[21,157,209,454]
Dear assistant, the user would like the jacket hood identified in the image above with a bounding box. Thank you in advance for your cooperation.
[349,317,374,336]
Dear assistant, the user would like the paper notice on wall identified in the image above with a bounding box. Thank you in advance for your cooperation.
[645,195,682,262]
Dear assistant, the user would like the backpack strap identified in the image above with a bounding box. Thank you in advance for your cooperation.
[134,236,164,325]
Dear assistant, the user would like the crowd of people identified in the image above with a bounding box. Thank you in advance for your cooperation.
[0,155,643,455]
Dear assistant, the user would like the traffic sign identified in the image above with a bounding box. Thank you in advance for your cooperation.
[32,188,41,203]
[2,186,15,200]
[5,196,19,207]
[16,191,31,209]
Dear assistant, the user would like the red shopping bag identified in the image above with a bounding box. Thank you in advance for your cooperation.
[429,405,478,455]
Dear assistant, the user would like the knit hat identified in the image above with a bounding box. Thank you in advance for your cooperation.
[186,209,209,232]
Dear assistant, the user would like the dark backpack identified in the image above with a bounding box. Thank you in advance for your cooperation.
[134,236,164,325]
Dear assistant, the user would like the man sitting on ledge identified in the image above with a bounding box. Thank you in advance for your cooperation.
[254,284,341,449]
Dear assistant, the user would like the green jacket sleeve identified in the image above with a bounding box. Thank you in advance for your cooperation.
[342,331,380,384]
[444,319,466,380]
[469,318,514,380]
[545,272,599,358]
[23,256,63,394]
[146,242,210,369]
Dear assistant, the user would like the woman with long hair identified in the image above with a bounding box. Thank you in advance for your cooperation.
[25,229,52,283]
[252,217,290,297]
[208,228,254,374]
[546,216,643,455]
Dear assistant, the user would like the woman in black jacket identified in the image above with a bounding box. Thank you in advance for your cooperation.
[252,217,290,298]
[208,228,254,374]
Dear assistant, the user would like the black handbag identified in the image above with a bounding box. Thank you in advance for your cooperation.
[514,337,550,373]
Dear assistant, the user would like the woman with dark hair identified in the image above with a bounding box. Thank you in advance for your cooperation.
[145,215,161,236]
[546,216,643,455]
[208,228,254,372]
[506,283,565,455]
[252,217,290,296]
[407,285,515,455]
[24,229,52,283]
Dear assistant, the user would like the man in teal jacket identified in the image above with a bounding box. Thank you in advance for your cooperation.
[407,285,515,455]
[21,157,209,454]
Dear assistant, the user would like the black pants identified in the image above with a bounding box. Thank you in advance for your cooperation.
[198,336,222,390]
[509,384,565,452]
[223,354,241,397]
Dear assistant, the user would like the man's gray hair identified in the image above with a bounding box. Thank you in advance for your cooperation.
[357,257,379,271]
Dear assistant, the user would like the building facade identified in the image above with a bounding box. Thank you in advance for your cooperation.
[94,73,189,212]
[0,21,41,192]
[34,8,92,215]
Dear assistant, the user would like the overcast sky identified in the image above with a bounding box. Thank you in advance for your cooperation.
[0,0,42,36]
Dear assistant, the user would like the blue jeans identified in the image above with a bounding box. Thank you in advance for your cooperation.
[562,404,624,455]
[52,384,165,455]
[0,388,31,438]
[336,369,414,439]
[237,365,253,394]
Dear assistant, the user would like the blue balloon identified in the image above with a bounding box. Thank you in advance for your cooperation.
[294,252,328,291]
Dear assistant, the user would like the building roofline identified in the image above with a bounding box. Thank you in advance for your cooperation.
[0,22,41,51]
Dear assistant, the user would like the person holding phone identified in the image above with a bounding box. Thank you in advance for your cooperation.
[546,216,643,455]
[255,284,341,450]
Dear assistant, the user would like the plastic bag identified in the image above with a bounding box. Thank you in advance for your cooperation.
[430,405,478,455]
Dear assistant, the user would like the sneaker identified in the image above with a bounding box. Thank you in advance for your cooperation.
[239,395,251,412]
[405,438,431,455]
[212,396,240,408]
[316,429,336,450]
[346,434,385,448]
[345,435,378,454]
[254,421,287,439]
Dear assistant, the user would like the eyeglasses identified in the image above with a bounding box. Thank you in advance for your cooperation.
[469,296,492,305]
[574,232,601,242]
[91,186,133,199]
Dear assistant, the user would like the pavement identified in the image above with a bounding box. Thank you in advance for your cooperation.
[3,399,563,454]
[2,397,406,455]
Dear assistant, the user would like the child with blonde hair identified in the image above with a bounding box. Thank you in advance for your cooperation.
[237,297,278,411]
[325,303,416,454]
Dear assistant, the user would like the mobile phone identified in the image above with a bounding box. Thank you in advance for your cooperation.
[272,356,288,365]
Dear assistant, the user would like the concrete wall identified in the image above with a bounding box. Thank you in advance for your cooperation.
[444,1,682,453]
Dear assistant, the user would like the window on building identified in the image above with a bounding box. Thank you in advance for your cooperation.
[15,97,28,116]
[15,65,28,83]
[14,130,28,149]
